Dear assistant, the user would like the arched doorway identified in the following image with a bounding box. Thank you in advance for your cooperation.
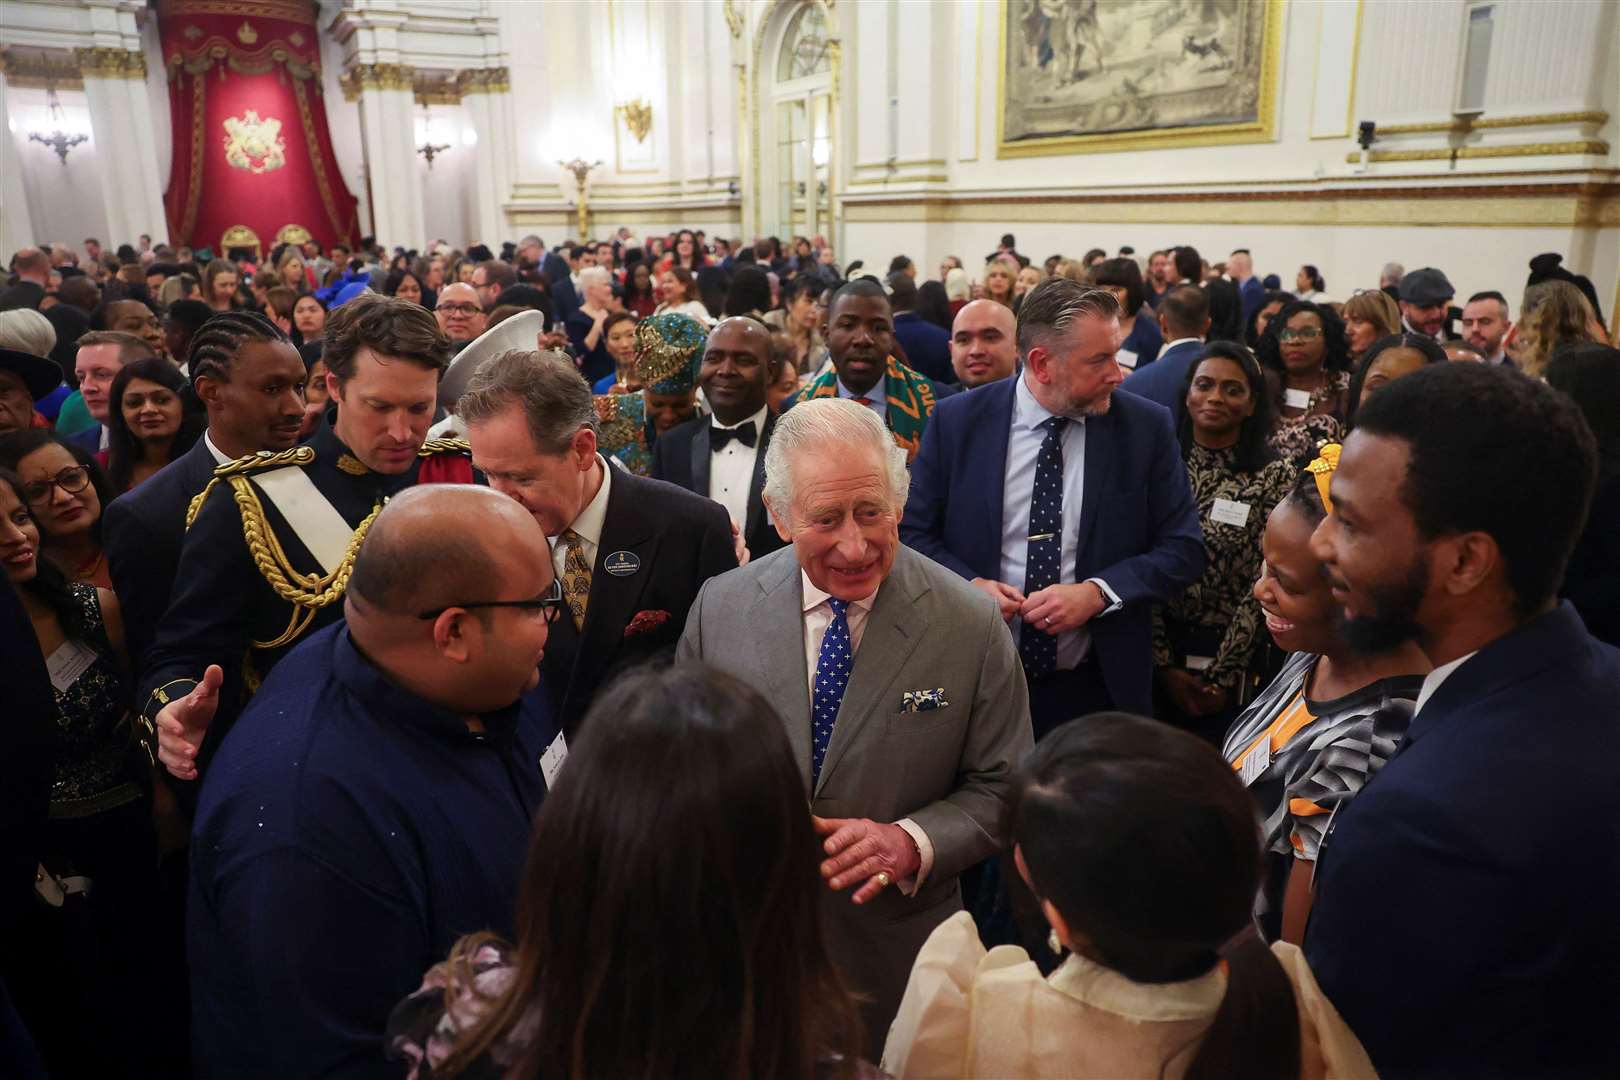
[755,1,837,243]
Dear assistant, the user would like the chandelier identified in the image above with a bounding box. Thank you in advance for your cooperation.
[29,84,88,164]
[415,105,450,168]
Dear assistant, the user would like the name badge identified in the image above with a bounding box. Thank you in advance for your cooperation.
[539,731,569,788]
[1186,654,1214,672]
[1209,498,1252,527]
[603,550,640,577]
[47,639,98,693]
[1116,348,1139,371]
[1284,388,1312,411]
[1238,742,1271,787]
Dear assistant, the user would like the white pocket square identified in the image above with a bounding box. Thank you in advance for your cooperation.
[900,688,950,713]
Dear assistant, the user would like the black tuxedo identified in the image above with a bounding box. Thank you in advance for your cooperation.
[650,411,787,562]
[542,467,737,735]
[104,436,223,673]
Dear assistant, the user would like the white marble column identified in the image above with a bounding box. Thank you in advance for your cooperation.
[78,48,168,244]
[0,80,38,254]
[458,68,513,247]
[350,66,425,246]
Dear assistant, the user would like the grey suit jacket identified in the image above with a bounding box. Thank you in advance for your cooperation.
[677,543,1033,1048]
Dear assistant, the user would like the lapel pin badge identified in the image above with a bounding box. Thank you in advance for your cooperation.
[604,550,641,577]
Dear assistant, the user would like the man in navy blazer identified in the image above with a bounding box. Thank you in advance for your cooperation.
[1305,363,1620,1077]
[1117,284,1209,414]
[888,272,955,386]
[902,278,1203,729]
[103,313,308,673]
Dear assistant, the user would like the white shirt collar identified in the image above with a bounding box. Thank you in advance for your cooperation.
[1414,650,1478,715]
[1161,336,1204,351]
[1049,949,1228,1022]
[202,430,233,466]
[1015,371,1082,433]
[714,404,768,433]
[800,569,878,616]
[563,454,611,546]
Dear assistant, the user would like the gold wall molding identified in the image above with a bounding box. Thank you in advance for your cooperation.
[412,70,459,106]
[0,49,83,90]
[840,181,1620,230]
[1345,140,1609,164]
[456,66,510,96]
[1374,110,1609,136]
[339,62,414,102]
[74,47,147,81]
[343,64,508,104]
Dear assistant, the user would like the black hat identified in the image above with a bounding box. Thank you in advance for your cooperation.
[0,347,63,399]
[1528,253,1605,326]
[1398,267,1454,306]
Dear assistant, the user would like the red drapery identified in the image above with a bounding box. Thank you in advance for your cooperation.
[158,0,358,255]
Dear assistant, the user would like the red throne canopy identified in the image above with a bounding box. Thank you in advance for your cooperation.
[158,0,359,254]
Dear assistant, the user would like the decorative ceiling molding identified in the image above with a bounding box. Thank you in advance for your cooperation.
[339,62,510,104]
[74,46,148,80]
[0,48,84,90]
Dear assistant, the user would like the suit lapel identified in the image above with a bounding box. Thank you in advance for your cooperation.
[815,549,930,797]
[569,474,658,708]
[751,554,813,782]
[745,413,775,540]
[980,380,1015,572]
[688,421,712,498]
[1075,408,1114,569]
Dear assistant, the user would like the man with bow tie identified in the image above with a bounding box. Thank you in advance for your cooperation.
[678,397,1032,1056]
[652,316,788,562]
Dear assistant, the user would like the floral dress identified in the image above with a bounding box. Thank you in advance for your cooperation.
[1153,445,1295,695]
[1267,369,1349,466]
[48,584,147,820]
[593,392,653,476]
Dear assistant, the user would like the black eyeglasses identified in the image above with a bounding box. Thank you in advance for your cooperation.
[418,578,566,622]
[21,465,91,505]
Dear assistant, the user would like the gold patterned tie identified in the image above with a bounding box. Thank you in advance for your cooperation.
[560,529,591,629]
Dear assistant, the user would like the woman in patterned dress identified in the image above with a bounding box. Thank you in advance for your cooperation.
[1256,301,1352,466]
[1154,343,1295,739]
[1223,448,1430,943]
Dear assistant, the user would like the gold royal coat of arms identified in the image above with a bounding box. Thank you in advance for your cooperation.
[223,109,287,174]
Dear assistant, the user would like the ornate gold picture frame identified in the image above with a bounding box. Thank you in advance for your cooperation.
[997,0,1283,158]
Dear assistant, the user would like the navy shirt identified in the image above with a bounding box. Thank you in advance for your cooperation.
[1306,604,1620,1078]
[188,623,559,1078]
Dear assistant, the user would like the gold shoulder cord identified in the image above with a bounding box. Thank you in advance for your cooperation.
[183,446,377,651]
[418,437,471,456]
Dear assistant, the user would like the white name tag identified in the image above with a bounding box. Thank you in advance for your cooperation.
[47,639,98,693]
[539,731,569,788]
[1186,654,1214,672]
[1284,388,1312,411]
[1238,742,1271,787]
[1116,348,1138,371]
[1210,498,1252,527]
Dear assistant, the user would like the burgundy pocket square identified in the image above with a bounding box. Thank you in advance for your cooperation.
[624,609,672,637]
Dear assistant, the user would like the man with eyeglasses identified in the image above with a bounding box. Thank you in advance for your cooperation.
[187,484,567,1077]
[434,282,488,350]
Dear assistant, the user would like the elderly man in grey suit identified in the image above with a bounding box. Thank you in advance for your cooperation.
[678,397,1033,1052]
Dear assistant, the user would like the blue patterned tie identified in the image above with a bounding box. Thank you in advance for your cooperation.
[811,598,852,786]
[1020,417,1068,679]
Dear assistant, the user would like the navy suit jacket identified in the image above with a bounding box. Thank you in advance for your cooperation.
[900,379,1204,714]
[1305,603,1620,1078]
[1118,339,1205,414]
[67,423,102,455]
[892,312,956,386]
[103,437,221,674]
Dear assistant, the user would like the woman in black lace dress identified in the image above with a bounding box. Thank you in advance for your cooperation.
[1,467,164,1075]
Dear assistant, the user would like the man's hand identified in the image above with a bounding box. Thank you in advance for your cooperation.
[1020,581,1107,635]
[971,578,1025,621]
[1158,667,1228,717]
[729,517,750,566]
[812,816,921,905]
[155,665,223,782]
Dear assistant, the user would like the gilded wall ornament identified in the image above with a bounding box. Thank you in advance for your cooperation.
[223,109,287,174]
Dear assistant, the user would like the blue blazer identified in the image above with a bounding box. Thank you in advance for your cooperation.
[1305,603,1620,1077]
[900,379,1204,713]
[1118,338,1205,414]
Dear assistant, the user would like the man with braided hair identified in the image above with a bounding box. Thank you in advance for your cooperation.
[145,294,475,784]
[105,310,308,672]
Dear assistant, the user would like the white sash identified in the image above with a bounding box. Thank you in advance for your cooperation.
[252,466,355,575]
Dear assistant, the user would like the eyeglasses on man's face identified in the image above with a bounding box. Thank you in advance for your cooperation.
[417,578,565,623]
[435,302,482,317]
[22,465,91,505]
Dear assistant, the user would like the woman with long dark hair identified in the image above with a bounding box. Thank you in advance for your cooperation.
[0,430,115,587]
[387,664,873,1079]
[1154,343,1295,736]
[102,356,205,495]
[1344,332,1446,428]
[883,714,1373,1078]
[673,228,708,272]
[384,266,428,309]
[1243,289,1292,349]
[1089,257,1162,368]
[1255,300,1352,465]
[622,260,657,318]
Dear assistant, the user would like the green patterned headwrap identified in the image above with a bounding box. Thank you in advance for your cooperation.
[634,312,707,395]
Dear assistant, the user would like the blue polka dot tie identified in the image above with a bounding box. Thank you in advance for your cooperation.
[1020,417,1068,679]
[811,598,852,786]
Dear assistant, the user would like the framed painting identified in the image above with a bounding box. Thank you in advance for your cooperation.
[997,0,1283,157]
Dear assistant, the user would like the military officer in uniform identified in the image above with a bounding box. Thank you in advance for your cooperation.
[147,293,474,783]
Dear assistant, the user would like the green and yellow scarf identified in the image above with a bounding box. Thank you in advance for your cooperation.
[789,356,939,461]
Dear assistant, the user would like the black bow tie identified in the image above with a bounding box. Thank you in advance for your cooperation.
[710,421,757,450]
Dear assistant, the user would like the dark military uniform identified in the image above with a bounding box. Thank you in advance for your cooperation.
[138,415,473,763]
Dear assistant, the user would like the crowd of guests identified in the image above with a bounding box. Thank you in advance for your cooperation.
[1,224,1617,1079]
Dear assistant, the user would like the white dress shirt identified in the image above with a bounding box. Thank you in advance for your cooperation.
[999,374,1119,670]
[202,430,233,466]
[800,570,934,892]
[838,373,887,417]
[550,455,611,581]
[708,405,767,532]
[1413,650,1478,716]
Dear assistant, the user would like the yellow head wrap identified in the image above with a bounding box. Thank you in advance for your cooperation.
[1304,443,1341,513]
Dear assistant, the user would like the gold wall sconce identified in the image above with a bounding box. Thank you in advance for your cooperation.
[617,98,652,143]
